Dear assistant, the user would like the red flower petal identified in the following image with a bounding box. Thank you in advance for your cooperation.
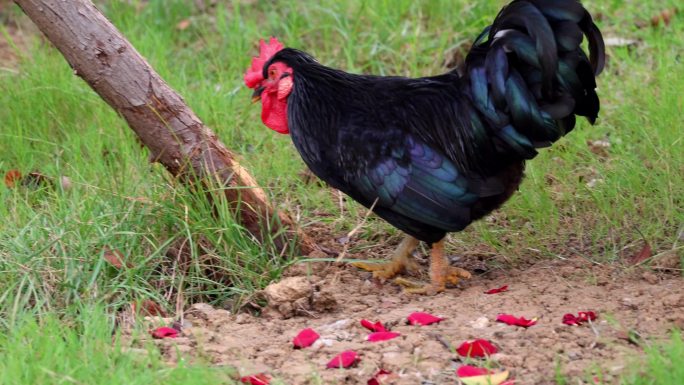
[367,369,392,385]
[496,314,537,328]
[562,313,579,325]
[457,365,492,377]
[292,328,319,349]
[326,350,359,369]
[485,285,509,294]
[240,373,271,385]
[360,319,387,332]
[367,331,400,342]
[407,312,444,326]
[151,326,178,339]
[456,339,498,358]
[578,311,597,322]
[563,311,598,326]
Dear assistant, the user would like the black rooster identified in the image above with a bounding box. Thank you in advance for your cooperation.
[245,0,605,294]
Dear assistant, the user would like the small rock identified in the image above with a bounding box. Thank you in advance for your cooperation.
[312,288,338,313]
[320,319,351,332]
[470,316,489,329]
[263,277,314,318]
[264,277,312,304]
[185,303,215,322]
[311,338,335,349]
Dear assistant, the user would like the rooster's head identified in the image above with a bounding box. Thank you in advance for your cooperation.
[244,37,292,134]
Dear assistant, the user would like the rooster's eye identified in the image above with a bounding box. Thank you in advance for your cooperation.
[269,69,277,78]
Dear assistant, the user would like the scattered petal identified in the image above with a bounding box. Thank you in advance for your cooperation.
[367,331,400,342]
[457,365,492,377]
[326,350,359,369]
[496,314,537,328]
[562,314,580,326]
[563,311,598,326]
[407,312,444,326]
[457,366,510,385]
[367,369,392,385]
[485,285,508,294]
[456,339,498,358]
[292,328,319,349]
[151,326,178,339]
[360,319,387,332]
[578,311,597,322]
[240,374,270,385]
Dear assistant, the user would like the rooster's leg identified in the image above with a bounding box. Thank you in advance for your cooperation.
[395,238,471,295]
[351,235,420,280]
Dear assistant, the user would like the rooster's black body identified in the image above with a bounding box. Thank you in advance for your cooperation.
[254,0,605,293]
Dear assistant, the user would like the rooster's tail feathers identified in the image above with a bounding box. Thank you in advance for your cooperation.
[465,0,605,160]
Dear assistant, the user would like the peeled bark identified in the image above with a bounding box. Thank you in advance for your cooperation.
[14,0,316,255]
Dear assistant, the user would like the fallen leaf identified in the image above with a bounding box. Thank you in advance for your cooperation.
[628,242,652,265]
[367,369,392,385]
[240,374,270,385]
[485,285,508,294]
[651,8,678,27]
[360,319,387,332]
[292,328,319,349]
[176,19,191,30]
[132,299,167,317]
[151,326,178,339]
[496,314,537,328]
[367,331,400,342]
[457,365,510,385]
[456,339,498,358]
[4,169,22,188]
[326,350,359,369]
[407,312,444,326]
[103,247,131,269]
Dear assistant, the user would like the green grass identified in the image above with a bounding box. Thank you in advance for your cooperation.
[0,308,235,385]
[1,0,683,383]
[622,330,684,385]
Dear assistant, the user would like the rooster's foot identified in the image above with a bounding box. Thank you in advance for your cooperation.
[395,239,470,295]
[351,235,419,280]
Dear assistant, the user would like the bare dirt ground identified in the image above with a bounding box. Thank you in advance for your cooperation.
[136,244,683,385]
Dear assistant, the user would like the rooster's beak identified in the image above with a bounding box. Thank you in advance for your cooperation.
[251,86,264,103]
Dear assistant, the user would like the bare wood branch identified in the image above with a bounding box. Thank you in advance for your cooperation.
[14,0,316,255]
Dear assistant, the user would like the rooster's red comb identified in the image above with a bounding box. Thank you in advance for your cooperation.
[244,37,284,89]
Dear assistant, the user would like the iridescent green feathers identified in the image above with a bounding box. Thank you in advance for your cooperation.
[465,0,605,160]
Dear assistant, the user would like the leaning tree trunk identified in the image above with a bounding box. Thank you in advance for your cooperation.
[14,0,316,255]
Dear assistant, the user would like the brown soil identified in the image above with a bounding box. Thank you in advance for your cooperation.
[0,4,34,70]
[134,247,683,385]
